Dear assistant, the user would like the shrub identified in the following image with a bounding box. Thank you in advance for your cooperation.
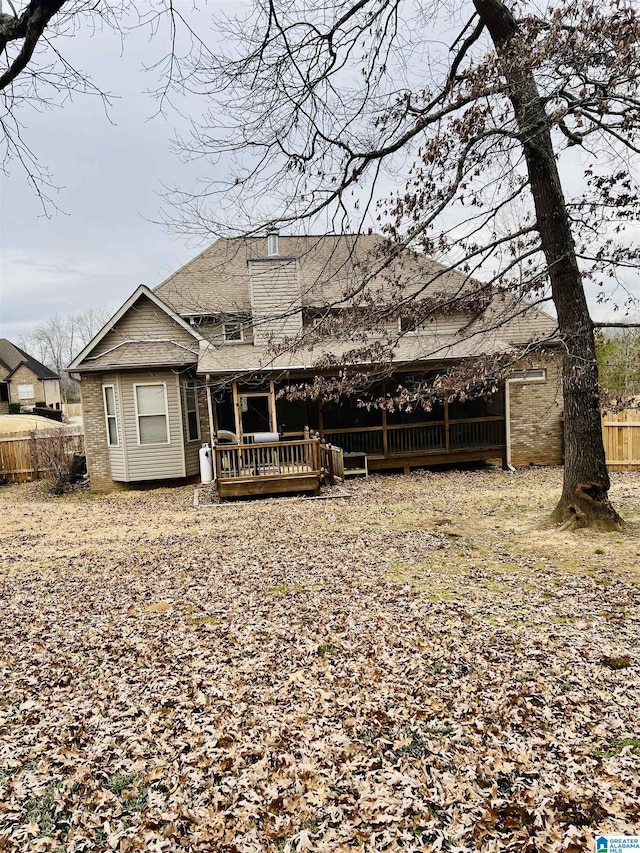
[34,428,81,495]
[33,407,63,422]
[8,403,21,414]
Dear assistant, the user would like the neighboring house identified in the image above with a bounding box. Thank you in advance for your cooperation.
[69,233,564,491]
[0,339,62,414]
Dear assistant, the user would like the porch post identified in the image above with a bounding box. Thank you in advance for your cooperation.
[317,399,324,437]
[232,382,243,441]
[269,380,278,432]
[206,373,216,439]
[381,383,388,456]
[444,400,450,452]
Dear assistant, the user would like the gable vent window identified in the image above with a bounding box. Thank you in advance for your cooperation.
[134,383,170,445]
[223,322,243,343]
[510,368,546,382]
[103,385,119,447]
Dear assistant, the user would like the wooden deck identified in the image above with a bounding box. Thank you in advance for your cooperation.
[215,438,325,498]
[323,415,506,472]
[213,417,506,498]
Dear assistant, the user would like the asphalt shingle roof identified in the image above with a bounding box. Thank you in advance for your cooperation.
[0,339,59,380]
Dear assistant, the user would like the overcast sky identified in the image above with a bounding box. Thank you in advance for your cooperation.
[1,2,638,346]
[0,6,219,342]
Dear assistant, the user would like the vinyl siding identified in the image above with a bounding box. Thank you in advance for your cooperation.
[89,295,199,367]
[249,258,303,345]
[191,320,254,346]
[119,370,186,481]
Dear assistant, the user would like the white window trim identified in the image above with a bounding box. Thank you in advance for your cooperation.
[398,318,422,336]
[223,322,244,343]
[133,382,171,446]
[102,384,120,447]
[184,382,200,443]
[17,383,35,399]
[510,368,547,383]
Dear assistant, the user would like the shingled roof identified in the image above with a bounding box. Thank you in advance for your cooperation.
[0,339,59,380]
[153,233,481,316]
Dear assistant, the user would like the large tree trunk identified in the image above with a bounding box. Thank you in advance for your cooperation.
[473,0,622,529]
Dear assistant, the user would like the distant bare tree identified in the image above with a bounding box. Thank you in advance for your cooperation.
[20,307,110,400]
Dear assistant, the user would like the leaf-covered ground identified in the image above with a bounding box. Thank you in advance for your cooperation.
[0,467,639,852]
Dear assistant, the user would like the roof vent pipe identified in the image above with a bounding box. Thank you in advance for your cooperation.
[267,229,279,256]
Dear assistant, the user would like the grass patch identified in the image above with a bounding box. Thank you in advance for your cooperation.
[186,615,220,627]
[601,654,632,670]
[25,782,67,837]
[264,582,304,597]
[104,772,149,813]
[594,737,640,759]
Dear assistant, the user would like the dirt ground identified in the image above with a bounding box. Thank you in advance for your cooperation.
[0,467,638,852]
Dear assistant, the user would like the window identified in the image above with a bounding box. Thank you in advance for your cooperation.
[134,383,170,445]
[0,382,8,403]
[398,317,426,334]
[223,322,243,342]
[17,383,34,399]
[184,383,200,442]
[102,385,119,447]
[510,368,546,382]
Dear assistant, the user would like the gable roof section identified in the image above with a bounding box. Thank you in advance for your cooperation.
[0,339,59,380]
[69,285,204,372]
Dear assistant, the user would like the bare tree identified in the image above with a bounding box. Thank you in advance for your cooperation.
[20,307,111,400]
[165,0,640,529]
[0,0,208,201]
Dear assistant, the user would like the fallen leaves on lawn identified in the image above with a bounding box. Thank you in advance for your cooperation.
[0,468,638,852]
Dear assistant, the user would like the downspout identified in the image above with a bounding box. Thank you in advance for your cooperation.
[504,378,517,473]
[205,373,217,481]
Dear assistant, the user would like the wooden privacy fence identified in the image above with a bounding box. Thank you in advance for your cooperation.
[602,410,640,471]
[0,428,84,483]
[62,403,83,418]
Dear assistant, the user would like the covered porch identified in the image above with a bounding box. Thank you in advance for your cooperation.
[207,372,507,487]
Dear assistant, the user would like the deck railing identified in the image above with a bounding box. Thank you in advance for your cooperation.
[324,415,504,457]
[449,416,505,449]
[215,437,322,482]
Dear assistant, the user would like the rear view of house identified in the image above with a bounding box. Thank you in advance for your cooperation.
[69,233,564,491]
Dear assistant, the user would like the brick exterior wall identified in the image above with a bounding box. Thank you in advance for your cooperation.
[509,351,564,465]
[5,364,46,405]
[197,384,212,445]
[80,374,126,492]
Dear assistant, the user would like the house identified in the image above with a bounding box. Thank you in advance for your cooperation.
[0,339,62,414]
[69,233,564,492]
